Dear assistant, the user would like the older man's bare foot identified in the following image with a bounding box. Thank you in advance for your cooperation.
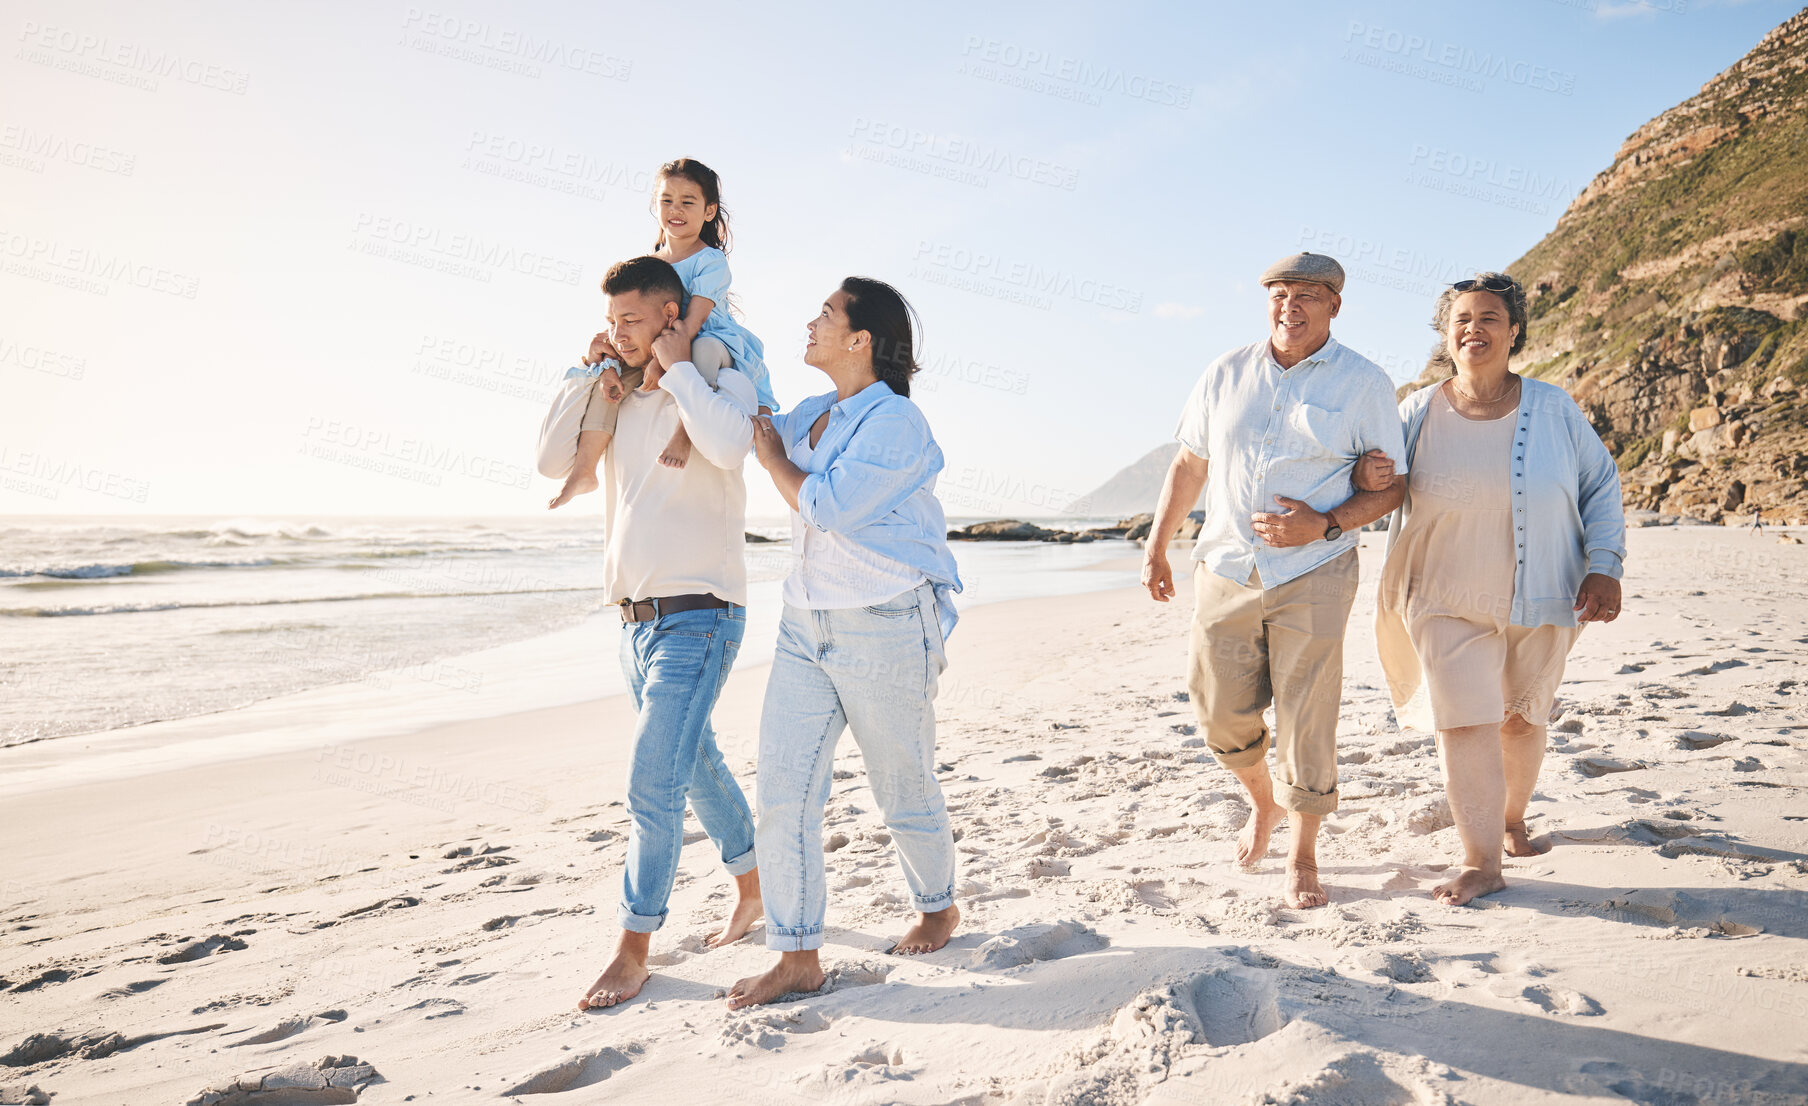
[1504,820,1547,857]
[706,870,763,949]
[1237,803,1286,867]
[889,904,960,955]
[1284,859,1328,908]
[1433,866,1507,906]
[577,939,650,1010]
[726,953,826,1010]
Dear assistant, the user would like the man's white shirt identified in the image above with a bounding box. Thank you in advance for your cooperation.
[601,361,755,605]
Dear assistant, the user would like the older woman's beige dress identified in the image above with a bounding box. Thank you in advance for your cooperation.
[1376,386,1582,732]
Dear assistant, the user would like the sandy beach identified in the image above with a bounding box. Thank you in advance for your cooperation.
[4,527,1807,1106]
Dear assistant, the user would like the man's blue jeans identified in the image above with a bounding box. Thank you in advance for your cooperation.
[617,605,757,932]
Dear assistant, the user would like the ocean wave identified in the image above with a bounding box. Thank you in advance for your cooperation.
[0,557,285,579]
[0,584,607,617]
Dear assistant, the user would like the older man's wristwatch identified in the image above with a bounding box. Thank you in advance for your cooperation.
[1322,509,1343,542]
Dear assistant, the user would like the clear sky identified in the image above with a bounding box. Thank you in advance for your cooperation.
[2,0,1795,520]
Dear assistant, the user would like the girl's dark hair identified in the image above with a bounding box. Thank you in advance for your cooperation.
[840,277,920,397]
[654,158,731,253]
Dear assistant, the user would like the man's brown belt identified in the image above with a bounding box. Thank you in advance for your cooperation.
[618,593,735,623]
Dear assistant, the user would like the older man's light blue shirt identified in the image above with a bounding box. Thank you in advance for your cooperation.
[1175,336,1408,588]
[770,381,963,637]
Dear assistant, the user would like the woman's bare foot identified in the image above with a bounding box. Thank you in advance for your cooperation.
[577,935,651,1010]
[1237,803,1286,867]
[889,904,961,955]
[1432,866,1507,906]
[657,429,693,470]
[726,953,826,1010]
[1504,820,1547,857]
[706,870,762,948]
[548,469,598,509]
[1284,858,1328,908]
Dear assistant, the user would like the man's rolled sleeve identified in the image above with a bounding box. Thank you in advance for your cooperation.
[1174,372,1212,461]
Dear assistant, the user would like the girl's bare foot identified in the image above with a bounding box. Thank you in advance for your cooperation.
[1237,803,1286,867]
[1432,866,1508,906]
[1504,820,1547,857]
[889,904,960,955]
[658,429,693,470]
[548,470,598,509]
[706,870,763,948]
[726,954,826,1010]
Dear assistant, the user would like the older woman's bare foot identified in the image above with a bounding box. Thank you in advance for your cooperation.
[889,904,960,955]
[726,952,826,1010]
[1237,802,1286,867]
[577,934,651,1010]
[705,870,763,948]
[1433,866,1507,906]
[1504,820,1547,857]
[1285,858,1328,908]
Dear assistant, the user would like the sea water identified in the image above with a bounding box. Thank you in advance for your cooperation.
[2,514,1140,750]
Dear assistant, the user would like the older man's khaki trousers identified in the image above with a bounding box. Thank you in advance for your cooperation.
[1187,550,1358,816]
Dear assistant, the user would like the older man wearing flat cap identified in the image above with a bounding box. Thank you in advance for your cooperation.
[1143,251,1407,909]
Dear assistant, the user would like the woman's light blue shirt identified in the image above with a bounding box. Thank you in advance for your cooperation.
[770,381,963,637]
[1387,377,1626,628]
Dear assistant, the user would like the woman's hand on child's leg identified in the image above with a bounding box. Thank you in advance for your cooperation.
[1352,449,1395,493]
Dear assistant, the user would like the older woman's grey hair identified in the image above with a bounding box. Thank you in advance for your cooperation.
[1431,272,1530,361]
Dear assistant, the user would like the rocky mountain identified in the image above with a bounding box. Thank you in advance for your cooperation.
[1410,7,1808,523]
[1067,444,1186,517]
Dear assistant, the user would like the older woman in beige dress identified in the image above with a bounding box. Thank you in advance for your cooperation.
[1357,272,1627,906]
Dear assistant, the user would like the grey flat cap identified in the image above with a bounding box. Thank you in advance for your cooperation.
[1259,251,1345,294]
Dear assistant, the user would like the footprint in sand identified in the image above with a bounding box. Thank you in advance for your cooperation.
[644,933,710,968]
[157,935,249,964]
[4,1022,226,1068]
[1520,983,1603,1016]
[224,1015,317,1047]
[1172,964,1287,1047]
[185,1054,380,1105]
[500,1046,638,1096]
[966,921,1108,971]
[7,967,80,993]
[721,1005,834,1049]
[1575,757,1648,778]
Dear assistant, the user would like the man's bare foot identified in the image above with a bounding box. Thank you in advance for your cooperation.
[706,870,762,948]
[1432,866,1507,906]
[657,430,692,470]
[726,954,826,1010]
[1236,803,1287,867]
[1284,858,1328,908]
[889,904,961,955]
[1504,820,1547,857]
[548,470,597,510]
[577,944,650,1010]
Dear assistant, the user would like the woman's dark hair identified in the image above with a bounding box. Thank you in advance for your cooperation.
[654,158,731,253]
[840,277,920,398]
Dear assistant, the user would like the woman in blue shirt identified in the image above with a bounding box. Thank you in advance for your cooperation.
[727,277,963,1009]
[1360,272,1626,908]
